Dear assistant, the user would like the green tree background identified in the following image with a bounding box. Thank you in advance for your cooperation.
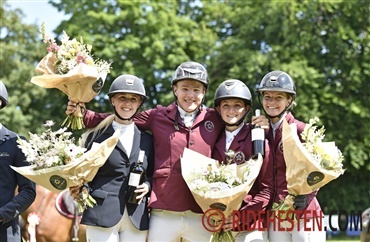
[1,0,369,213]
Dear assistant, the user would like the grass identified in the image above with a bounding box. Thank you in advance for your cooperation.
[329,240,359,242]
[327,234,360,242]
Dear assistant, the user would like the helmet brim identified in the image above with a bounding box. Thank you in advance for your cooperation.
[172,77,208,87]
[258,87,296,95]
[0,97,8,109]
[108,91,148,101]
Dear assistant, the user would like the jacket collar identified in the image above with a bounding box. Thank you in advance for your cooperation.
[96,124,141,161]
[165,102,207,128]
[214,124,251,161]
[0,125,11,146]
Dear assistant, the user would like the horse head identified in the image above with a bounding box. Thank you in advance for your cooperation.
[21,185,86,242]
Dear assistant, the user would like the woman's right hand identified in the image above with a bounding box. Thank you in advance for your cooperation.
[66,100,86,115]
[251,114,269,130]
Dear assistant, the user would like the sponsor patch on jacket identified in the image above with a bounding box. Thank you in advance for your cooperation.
[233,151,245,164]
[204,121,215,132]
[278,141,284,154]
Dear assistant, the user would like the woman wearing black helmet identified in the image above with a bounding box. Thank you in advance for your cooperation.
[213,79,272,242]
[0,81,36,241]
[69,74,154,241]
[257,71,325,242]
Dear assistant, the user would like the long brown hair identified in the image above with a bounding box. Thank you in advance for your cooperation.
[79,114,115,148]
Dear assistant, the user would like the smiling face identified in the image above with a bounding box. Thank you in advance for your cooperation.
[216,98,248,131]
[173,80,206,112]
[262,91,292,123]
[111,93,143,124]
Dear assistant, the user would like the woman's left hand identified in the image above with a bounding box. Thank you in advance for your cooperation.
[134,183,149,205]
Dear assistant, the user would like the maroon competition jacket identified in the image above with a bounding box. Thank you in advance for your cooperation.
[84,102,224,213]
[269,112,322,218]
[212,123,274,229]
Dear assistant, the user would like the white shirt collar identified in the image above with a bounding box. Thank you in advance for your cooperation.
[178,106,198,118]
[271,117,284,138]
[112,121,135,157]
[225,123,244,139]
[178,106,198,127]
[112,120,135,131]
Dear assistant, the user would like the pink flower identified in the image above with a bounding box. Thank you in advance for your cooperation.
[46,43,59,53]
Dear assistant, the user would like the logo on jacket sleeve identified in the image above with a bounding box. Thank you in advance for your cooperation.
[204,121,215,132]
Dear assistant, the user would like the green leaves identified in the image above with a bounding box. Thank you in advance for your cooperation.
[77,186,97,213]
[61,115,85,130]
[211,230,235,242]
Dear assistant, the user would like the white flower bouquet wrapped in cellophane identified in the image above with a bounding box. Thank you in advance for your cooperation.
[30,23,112,130]
[12,121,119,211]
[272,117,345,219]
[181,148,263,242]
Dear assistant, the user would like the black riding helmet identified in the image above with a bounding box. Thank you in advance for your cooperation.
[258,70,296,96]
[0,81,9,109]
[214,79,252,127]
[108,74,147,100]
[108,74,147,121]
[257,70,296,119]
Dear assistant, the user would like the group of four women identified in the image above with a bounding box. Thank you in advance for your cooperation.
[68,61,325,242]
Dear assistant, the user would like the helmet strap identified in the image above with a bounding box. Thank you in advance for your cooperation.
[114,109,133,121]
[257,94,294,119]
[173,102,202,130]
[220,108,251,127]
[174,107,180,130]
[112,102,143,122]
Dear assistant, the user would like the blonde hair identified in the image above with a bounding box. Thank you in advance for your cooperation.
[79,114,115,148]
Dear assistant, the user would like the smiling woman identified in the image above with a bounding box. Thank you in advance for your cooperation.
[8,1,68,31]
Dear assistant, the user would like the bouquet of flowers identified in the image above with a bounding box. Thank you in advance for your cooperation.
[12,120,119,212]
[30,23,112,130]
[272,117,345,219]
[181,148,263,242]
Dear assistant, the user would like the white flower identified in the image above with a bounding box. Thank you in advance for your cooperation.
[301,117,344,173]
[17,120,86,170]
[186,150,252,197]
